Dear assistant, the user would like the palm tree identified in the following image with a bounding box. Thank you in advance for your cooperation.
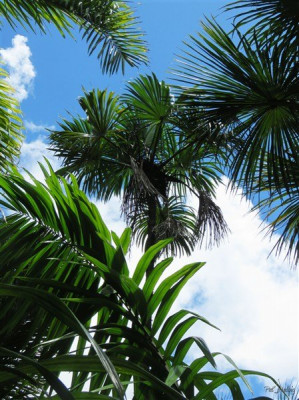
[50,74,229,270]
[173,14,298,264]
[0,164,278,399]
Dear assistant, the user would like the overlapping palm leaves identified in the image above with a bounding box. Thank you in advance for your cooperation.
[0,164,124,399]
[225,0,299,46]
[0,0,148,74]
[0,165,278,399]
[173,18,299,263]
[0,66,23,172]
[50,74,229,259]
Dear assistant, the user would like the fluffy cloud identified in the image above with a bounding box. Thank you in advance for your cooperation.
[0,35,35,102]
[24,120,56,133]
[20,137,61,181]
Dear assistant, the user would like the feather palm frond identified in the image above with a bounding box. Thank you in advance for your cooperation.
[0,66,23,172]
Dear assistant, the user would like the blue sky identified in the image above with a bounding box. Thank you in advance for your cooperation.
[0,0,298,398]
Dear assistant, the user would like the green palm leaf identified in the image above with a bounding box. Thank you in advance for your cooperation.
[174,19,298,192]
[225,0,299,46]
[0,347,76,400]
[0,0,148,74]
[0,66,23,172]
[0,165,126,398]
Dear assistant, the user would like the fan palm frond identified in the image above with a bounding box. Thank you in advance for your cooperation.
[173,19,298,261]
[174,19,298,195]
[225,0,299,46]
[122,73,173,123]
[196,190,229,249]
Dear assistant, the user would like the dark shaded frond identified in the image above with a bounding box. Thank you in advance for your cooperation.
[225,0,299,45]
[121,158,167,237]
[196,191,229,249]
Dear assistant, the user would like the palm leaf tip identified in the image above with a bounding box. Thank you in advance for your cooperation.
[76,0,148,74]
[0,0,148,74]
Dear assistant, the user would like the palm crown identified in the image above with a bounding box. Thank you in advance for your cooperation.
[50,74,229,258]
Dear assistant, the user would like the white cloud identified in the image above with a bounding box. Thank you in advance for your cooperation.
[24,120,56,133]
[20,136,61,181]
[0,35,35,102]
